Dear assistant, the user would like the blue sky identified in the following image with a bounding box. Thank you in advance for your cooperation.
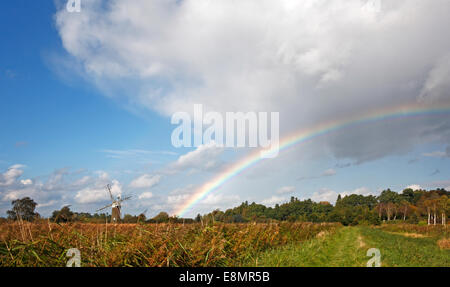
[0,1,175,174]
[1,0,450,218]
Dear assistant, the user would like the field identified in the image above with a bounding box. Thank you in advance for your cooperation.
[250,224,449,267]
[0,221,339,267]
[0,221,448,267]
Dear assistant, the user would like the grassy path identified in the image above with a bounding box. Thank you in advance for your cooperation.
[249,226,449,267]
[360,227,449,267]
[249,227,368,267]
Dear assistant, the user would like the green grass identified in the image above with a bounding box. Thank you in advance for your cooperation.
[360,226,449,267]
[248,226,449,267]
[248,227,368,267]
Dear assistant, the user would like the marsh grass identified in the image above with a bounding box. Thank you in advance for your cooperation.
[0,221,340,267]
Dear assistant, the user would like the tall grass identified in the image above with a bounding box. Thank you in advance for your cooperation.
[377,223,448,237]
[360,226,449,267]
[0,221,341,267]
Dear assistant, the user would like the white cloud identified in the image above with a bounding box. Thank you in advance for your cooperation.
[0,164,25,187]
[201,194,240,206]
[74,187,109,204]
[138,192,154,200]
[72,176,91,186]
[310,186,376,204]
[261,195,287,206]
[167,193,190,205]
[129,174,161,189]
[342,187,375,197]
[310,188,338,203]
[171,143,224,172]
[20,179,33,186]
[165,184,240,214]
[406,184,422,191]
[422,180,450,191]
[75,178,122,204]
[0,166,132,216]
[43,168,69,191]
[37,200,58,208]
[169,185,195,195]
[276,186,295,194]
[2,188,34,202]
[166,185,197,207]
[54,0,450,163]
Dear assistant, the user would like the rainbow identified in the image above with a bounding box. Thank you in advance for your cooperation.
[174,102,450,217]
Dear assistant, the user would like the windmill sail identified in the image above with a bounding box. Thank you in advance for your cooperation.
[107,184,114,201]
[119,196,132,202]
[96,203,112,212]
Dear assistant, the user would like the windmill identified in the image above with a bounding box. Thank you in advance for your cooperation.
[96,184,131,223]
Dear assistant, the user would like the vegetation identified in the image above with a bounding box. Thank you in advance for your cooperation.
[248,227,368,267]
[359,226,449,267]
[0,221,339,267]
[0,188,448,267]
[199,188,449,226]
[6,197,39,221]
[3,188,447,227]
[249,225,449,267]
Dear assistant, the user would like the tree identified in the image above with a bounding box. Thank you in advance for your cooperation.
[137,212,146,223]
[51,206,74,223]
[399,200,411,221]
[211,209,224,222]
[418,198,432,225]
[123,214,138,223]
[7,197,38,221]
[417,191,442,225]
[377,189,402,221]
[152,212,170,223]
[438,195,449,225]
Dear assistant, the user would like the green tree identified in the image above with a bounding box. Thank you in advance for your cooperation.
[438,195,449,225]
[124,214,142,223]
[137,212,146,223]
[152,212,170,223]
[7,197,38,221]
[377,189,402,221]
[51,206,74,223]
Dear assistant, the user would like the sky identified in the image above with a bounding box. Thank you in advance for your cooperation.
[1,0,450,218]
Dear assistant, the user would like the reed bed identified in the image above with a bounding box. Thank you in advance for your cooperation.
[0,221,341,267]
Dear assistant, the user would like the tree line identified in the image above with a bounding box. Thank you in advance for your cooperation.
[197,188,449,226]
[1,198,192,224]
[1,188,448,225]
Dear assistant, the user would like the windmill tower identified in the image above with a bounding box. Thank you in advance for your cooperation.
[96,184,131,223]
